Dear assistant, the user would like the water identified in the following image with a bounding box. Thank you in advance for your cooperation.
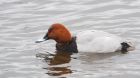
[0,0,140,78]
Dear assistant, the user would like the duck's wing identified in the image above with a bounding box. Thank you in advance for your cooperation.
[76,30,123,53]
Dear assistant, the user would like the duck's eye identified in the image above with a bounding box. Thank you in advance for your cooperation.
[48,27,53,32]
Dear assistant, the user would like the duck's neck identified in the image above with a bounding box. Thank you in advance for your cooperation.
[56,37,78,53]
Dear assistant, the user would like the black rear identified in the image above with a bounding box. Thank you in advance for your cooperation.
[121,42,131,53]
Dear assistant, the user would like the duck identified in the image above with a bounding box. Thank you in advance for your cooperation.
[36,23,135,53]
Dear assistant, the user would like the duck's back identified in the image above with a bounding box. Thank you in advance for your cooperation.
[76,30,123,53]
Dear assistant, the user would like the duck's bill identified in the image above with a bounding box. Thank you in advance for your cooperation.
[36,33,49,43]
[35,38,46,43]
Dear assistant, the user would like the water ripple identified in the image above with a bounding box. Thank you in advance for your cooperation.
[0,0,140,78]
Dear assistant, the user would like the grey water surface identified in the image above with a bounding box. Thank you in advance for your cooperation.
[0,0,140,78]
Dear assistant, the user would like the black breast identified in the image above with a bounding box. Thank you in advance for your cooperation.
[56,37,78,53]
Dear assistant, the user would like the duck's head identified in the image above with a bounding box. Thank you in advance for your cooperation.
[36,23,72,43]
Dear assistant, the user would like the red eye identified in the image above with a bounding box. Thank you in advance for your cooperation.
[48,27,53,32]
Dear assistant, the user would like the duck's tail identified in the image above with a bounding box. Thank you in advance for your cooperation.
[121,38,136,53]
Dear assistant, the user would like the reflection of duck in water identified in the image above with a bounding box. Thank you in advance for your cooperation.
[37,51,73,76]
[36,23,135,53]
[45,51,72,65]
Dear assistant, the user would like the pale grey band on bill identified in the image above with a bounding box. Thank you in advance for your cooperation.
[35,38,46,43]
